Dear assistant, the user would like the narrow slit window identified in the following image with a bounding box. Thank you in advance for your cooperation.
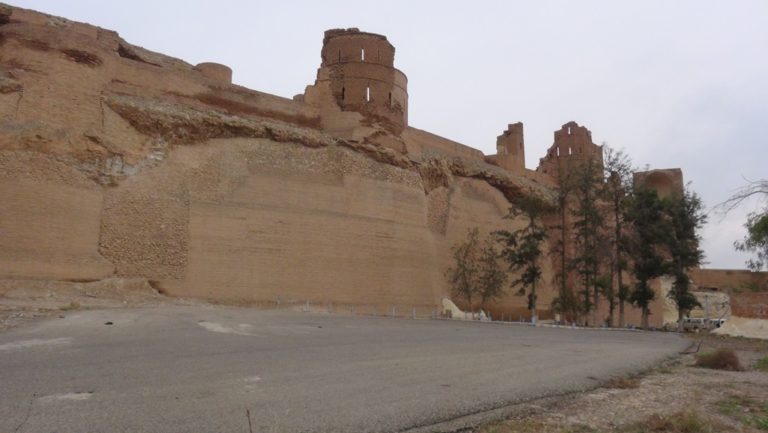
[338,49,341,62]
[568,146,572,155]
[341,87,346,101]
[567,126,572,135]
[556,147,560,157]
[388,92,392,106]
[366,86,371,102]
[361,48,365,61]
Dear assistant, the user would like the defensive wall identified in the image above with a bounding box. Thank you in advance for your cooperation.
[0,4,757,326]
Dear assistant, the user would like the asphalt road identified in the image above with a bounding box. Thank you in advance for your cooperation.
[0,307,688,433]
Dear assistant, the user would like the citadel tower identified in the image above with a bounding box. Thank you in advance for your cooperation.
[314,28,408,131]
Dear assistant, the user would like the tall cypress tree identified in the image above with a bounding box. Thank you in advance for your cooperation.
[496,196,548,324]
[571,158,607,326]
[665,187,706,331]
[627,188,668,329]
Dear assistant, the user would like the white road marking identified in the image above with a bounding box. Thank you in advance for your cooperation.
[197,322,253,336]
[38,392,93,403]
[0,338,73,352]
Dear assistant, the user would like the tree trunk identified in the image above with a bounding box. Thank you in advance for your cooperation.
[677,308,684,333]
[592,285,599,327]
[608,300,615,328]
[531,283,537,325]
[642,307,649,330]
[615,199,625,328]
[560,202,568,317]
[619,300,625,328]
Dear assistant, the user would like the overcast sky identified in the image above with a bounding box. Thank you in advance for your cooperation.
[14,0,768,269]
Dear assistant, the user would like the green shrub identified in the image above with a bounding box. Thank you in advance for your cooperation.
[755,356,768,372]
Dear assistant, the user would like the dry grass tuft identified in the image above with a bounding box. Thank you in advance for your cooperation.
[605,376,641,389]
[695,348,743,371]
[622,411,723,433]
[59,301,81,311]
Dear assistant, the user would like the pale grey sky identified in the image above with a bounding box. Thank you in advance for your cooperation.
[13,0,768,269]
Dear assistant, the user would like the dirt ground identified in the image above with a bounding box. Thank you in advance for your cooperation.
[0,278,203,332]
[478,334,768,433]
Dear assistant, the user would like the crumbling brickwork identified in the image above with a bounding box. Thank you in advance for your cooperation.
[633,168,685,198]
[537,121,604,179]
[491,122,526,172]
[312,28,408,133]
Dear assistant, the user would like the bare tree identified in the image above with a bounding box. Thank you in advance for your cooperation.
[716,178,768,271]
[715,179,768,215]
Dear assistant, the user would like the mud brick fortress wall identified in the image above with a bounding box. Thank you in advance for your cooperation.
[0,4,764,325]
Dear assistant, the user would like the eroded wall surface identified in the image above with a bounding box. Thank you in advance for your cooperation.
[0,5,671,324]
[0,5,549,316]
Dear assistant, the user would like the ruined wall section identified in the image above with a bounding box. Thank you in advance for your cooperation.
[633,168,684,199]
[0,4,323,188]
[537,121,603,178]
[308,28,408,133]
[490,122,525,172]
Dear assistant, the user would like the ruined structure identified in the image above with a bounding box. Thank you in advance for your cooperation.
[487,123,525,172]
[634,168,685,198]
[0,4,763,328]
[537,121,604,178]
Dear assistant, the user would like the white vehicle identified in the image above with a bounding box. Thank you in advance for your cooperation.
[681,317,708,332]
[708,318,727,329]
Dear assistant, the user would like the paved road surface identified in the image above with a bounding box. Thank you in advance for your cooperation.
[0,307,687,432]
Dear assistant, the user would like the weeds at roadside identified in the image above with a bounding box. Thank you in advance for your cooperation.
[694,348,743,371]
[604,376,641,389]
[717,394,768,431]
[59,301,81,311]
[480,420,599,433]
[620,411,722,433]
[756,357,768,372]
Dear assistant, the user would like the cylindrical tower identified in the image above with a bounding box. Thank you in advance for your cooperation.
[315,28,408,131]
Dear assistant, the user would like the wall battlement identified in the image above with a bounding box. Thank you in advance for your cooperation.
[492,122,526,171]
[536,121,604,178]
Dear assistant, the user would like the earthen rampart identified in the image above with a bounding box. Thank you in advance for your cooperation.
[2,4,756,328]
